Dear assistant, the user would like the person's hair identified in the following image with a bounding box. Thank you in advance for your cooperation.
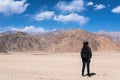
[83,41,89,48]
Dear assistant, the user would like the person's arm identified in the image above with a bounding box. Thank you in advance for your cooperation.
[88,47,92,58]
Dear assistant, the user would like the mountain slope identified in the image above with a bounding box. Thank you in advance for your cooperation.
[0,29,119,52]
[0,32,42,52]
[97,31,120,42]
[44,29,118,52]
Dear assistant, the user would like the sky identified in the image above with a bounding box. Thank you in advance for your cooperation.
[0,0,120,32]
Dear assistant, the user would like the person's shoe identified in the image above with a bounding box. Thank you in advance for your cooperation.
[82,74,85,77]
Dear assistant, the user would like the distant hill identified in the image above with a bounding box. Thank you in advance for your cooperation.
[97,31,120,42]
[0,29,119,52]
[0,32,42,52]
[43,29,119,52]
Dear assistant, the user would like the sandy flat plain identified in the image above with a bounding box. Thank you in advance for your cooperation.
[0,51,120,80]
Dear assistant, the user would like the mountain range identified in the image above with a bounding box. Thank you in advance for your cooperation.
[0,29,120,52]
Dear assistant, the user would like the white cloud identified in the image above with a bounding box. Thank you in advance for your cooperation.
[112,6,120,14]
[54,13,89,25]
[34,11,55,21]
[94,4,106,10]
[11,26,47,33]
[0,0,29,15]
[56,0,84,12]
[87,2,94,6]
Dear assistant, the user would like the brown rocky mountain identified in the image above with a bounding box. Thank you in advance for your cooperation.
[43,29,119,52]
[0,32,42,52]
[0,29,119,52]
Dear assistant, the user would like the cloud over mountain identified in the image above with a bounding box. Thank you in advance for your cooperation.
[10,26,47,33]
[0,0,29,15]
[56,0,84,13]
[94,4,106,10]
[34,11,55,21]
[112,6,120,13]
[54,13,89,25]
[87,2,94,6]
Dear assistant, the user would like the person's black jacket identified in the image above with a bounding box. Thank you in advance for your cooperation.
[81,46,92,62]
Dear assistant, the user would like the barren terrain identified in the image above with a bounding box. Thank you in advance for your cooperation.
[0,51,120,80]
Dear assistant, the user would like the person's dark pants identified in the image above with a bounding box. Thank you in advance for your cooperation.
[82,61,90,75]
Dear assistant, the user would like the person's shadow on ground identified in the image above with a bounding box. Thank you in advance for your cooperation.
[89,73,96,76]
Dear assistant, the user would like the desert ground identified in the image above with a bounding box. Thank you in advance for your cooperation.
[0,51,120,80]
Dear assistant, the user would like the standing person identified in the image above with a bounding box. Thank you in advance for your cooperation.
[81,41,92,77]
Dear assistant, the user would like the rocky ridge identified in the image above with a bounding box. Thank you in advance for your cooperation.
[0,29,119,52]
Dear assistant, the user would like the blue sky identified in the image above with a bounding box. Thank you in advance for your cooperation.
[0,0,120,32]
